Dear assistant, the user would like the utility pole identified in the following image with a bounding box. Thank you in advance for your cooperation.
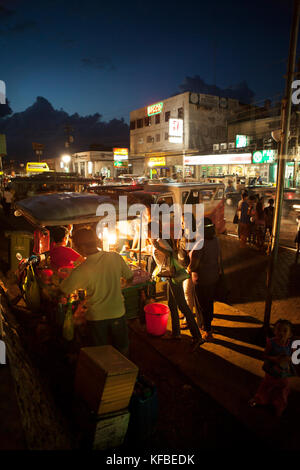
[264,0,300,332]
[293,57,300,187]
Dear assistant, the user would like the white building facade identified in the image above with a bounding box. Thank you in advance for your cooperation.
[71,151,114,178]
[129,92,242,179]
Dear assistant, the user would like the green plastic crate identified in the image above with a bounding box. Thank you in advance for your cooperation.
[5,231,33,272]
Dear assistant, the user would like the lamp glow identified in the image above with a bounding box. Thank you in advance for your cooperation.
[62,154,71,164]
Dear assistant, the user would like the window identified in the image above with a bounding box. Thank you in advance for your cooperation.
[155,114,160,124]
[185,191,199,204]
[199,189,217,202]
[146,135,154,143]
[178,107,184,119]
[137,118,143,129]
[144,116,151,127]
[182,191,189,204]
[156,196,174,207]
[130,120,136,130]
[156,134,160,142]
[165,132,169,140]
[215,188,224,199]
[165,111,170,122]
[138,137,143,144]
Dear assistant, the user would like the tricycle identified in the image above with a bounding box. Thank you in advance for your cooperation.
[12,192,154,345]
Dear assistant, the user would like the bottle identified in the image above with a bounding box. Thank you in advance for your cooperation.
[63,297,74,341]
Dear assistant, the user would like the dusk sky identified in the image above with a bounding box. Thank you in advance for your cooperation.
[0,0,296,123]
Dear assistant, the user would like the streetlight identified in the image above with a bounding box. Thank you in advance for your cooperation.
[61,154,71,173]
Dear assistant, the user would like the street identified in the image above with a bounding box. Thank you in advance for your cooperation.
[0,207,299,450]
[224,196,299,249]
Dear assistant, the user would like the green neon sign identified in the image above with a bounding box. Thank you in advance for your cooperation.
[252,150,276,164]
[236,135,249,148]
[114,160,128,167]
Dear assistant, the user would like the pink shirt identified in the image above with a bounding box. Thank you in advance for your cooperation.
[50,244,81,270]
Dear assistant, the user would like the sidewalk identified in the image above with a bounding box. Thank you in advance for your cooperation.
[129,301,300,450]
[219,234,300,327]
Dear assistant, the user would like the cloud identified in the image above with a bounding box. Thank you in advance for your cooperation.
[81,57,116,71]
[0,19,37,35]
[0,96,129,160]
[177,75,255,104]
[0,5,15,18]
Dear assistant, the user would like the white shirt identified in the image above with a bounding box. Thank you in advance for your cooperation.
[61,250,133,321]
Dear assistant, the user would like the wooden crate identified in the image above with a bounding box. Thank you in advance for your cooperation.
[74,345,138,415]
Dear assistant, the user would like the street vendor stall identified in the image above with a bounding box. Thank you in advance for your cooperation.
[14,192,154,345]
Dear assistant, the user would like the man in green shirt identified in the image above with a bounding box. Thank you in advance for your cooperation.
[61,227,133,355]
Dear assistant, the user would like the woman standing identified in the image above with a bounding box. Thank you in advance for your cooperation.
[189,218,221,342]
[148,222,203,347]
[254,199,266,252]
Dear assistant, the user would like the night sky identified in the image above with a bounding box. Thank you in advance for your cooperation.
[0,0,296,123]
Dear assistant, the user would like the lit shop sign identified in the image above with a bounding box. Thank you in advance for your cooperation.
[169,118,183,144]
[183,153,252,166]
[114,160,128,167]
[148,157,166,167]
[252,150,276,164]
[113,148,128,161]
[147,102,163,116]
[236,135,250,148]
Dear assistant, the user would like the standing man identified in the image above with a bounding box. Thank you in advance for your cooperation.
[236,190,248,239]
[60,227,133,356]
[239,192,251,247]
[264,198,275,239]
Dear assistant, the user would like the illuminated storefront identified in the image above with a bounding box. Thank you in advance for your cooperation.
[183,153,252,179]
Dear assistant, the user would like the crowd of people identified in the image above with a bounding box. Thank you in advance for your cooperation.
[236,190,275,252]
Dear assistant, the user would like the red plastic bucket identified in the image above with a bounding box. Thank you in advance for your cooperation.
[144,303,170,336]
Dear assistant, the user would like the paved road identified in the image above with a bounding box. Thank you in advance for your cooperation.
[224,199,299,249]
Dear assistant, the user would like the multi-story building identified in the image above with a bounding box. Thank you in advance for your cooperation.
[227,105,300,186]
[129,91,242,178]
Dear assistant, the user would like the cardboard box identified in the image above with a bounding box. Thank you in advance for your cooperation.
[75,345,138,415]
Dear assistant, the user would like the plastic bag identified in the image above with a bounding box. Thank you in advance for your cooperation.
[171,257,190,285]
[23,265,41,312]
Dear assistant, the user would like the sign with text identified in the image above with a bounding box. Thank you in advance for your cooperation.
[32,142,44,151]
[147,102,163,116]
[169,118,183,144]
[113,148,128,161]
[184,153,252,166]
[114,160,128,167]
[148,157,166,167]
[236,135,250,148]
[199,94,219,107]
[252,149,276,164]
